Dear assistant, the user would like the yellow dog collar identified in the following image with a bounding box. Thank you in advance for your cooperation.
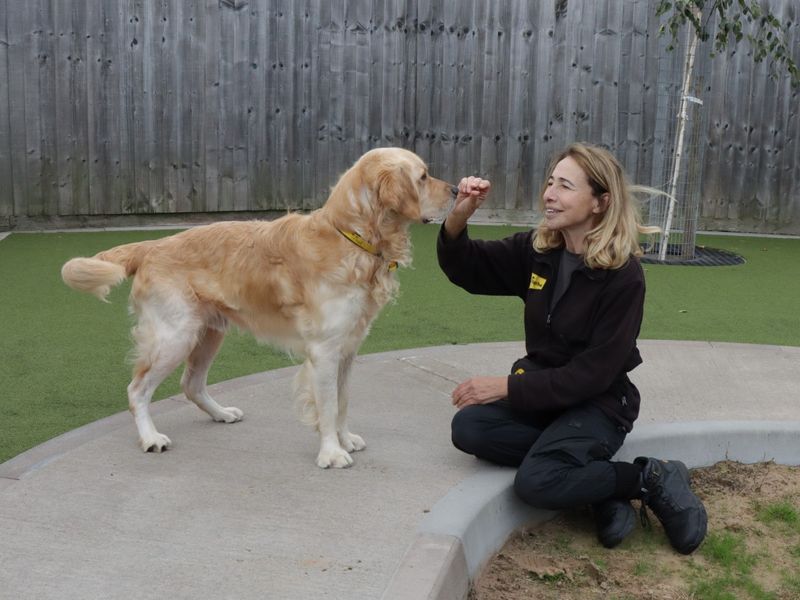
[337,229,398,271]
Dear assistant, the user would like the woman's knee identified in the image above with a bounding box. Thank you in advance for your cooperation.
[450,406,487,455]
[513,455,572,510]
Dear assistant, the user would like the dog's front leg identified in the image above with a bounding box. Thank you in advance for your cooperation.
[308,345,353,469]
[336,352,365,453]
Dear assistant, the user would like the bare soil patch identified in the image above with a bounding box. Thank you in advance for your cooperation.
[471,461,800,600]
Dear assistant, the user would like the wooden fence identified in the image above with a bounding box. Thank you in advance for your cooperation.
[0,0,798,233]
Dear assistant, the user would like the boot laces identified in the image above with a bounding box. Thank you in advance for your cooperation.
[645,470,684,514]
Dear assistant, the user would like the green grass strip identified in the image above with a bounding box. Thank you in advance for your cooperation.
[1,225,798,463]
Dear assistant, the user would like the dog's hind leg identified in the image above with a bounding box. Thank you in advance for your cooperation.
[336,352,366,453]
[180,326,243,423]
[128,309,200,453]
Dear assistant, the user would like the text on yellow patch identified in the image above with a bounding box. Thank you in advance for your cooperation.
[529,273,547,290]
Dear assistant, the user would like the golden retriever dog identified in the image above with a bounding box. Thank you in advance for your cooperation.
[61,147,457,468]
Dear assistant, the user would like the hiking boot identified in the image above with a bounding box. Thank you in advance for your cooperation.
[593,499,636,548]
[635,457,708,554]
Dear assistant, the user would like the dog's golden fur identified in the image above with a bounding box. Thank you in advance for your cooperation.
[62,147,456,468]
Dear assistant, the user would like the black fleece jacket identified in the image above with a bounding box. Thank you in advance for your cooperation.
[437,226,646,431]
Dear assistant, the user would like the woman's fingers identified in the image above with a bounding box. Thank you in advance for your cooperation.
[451,376,507,409]
[458,177,491,200]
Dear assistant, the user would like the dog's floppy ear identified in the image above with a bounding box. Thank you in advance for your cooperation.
[378,166,421,222]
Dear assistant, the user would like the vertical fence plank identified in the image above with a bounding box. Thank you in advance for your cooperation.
[352,0,372,157]
[161,0,181,212]
[725,29,755,224]
[171,0,191,213]
[501,0,527,210]
[438,0,458,180]
[760,74,783,226]
[573,0,596,144]
[638,0,661,188]
[322,0,337,189]
[477,1,501,201]
[531,1,556,204]
[248,0,267,209]
[184,0,205,212]
[115,0,136,215]
[746,56,771,227]
[602,0,623,150]
[296,0,314,207]
[128,0,146,213]
[22,1,44,216]
[105,0,127,215]
[413,0,433,162]
[93,0,125,215]
[6,0,28,218]
[619,0,644,177]
[0,0,12,222]
[276,0,295,207]
[36,0,58,217]
[778,15,799,229]
[203,0,220,212]
[232,0,249,211]
[368,0,386,154]
[328,0,347,184]
[85,0,104,215]
[543,0,565,171]
[492,0,511,207]
[312,0,332,199]
[217,0,234,211]
[140,0,163,212]
[589,0,609,145]
[377,0,398,150]
[450,0,476,182]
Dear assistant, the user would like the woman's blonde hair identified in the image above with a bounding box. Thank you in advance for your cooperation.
[533,142,661,270]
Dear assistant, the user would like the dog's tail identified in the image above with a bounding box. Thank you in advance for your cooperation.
[61,240,156,302]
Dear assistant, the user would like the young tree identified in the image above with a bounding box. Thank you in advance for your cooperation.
[656,0,799,87]
[652,0,798,260]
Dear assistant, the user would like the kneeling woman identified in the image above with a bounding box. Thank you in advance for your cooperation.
[438,143,707,553]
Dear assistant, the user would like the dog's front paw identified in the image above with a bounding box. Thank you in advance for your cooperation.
[214,406,243,423]
[316,446,354,469]
[339,432,366,453]
[140,433,172,453]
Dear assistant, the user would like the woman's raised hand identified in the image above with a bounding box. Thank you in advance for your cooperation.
[444,176,491,238]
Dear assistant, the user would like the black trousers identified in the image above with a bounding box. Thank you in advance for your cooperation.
[451,400,629,510]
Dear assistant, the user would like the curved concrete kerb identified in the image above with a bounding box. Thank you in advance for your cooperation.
[380,420,800,600]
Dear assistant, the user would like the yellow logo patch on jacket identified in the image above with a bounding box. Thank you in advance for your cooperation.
[529,272,547,290]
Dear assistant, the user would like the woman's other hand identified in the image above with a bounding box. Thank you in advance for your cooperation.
[451,376,507,409]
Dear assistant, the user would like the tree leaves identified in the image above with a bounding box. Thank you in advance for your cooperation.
[656,0,799,87]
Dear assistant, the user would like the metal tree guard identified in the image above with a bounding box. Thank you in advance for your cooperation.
[645,22,707,263]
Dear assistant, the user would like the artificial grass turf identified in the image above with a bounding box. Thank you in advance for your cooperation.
[641,234,800,346]
[0,225,798,463]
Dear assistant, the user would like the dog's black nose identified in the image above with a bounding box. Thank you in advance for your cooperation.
[450,185,459,197]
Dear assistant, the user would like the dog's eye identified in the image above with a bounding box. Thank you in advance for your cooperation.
[421,173,427,181]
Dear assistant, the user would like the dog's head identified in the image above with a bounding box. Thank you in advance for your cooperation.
[357,148,457,224]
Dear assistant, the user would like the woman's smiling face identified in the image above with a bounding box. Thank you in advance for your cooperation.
[542,156,606,252]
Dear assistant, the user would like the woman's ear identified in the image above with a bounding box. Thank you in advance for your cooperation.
[593,192,610,214]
